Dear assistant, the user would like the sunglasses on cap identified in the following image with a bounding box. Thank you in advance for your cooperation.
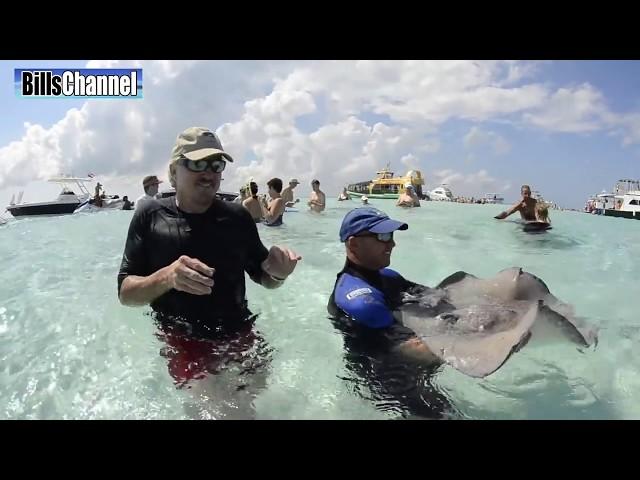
[354,231,394,242]
[178,156,226,173]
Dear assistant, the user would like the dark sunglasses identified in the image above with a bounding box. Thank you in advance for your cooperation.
[178,156,226,173]
[355,231,394,243]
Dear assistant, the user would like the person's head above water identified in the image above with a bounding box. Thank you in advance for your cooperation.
[521,184,532,198]
[249,181,258,197]
[267,177,283,196]
[168,127,233,212]
[142,175,162,196]
[339,207,408,270]
[536,202,549,222]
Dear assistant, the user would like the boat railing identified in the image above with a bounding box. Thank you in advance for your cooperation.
[48,176,93,198]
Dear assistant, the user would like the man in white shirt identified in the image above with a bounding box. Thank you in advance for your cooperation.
[135,175,163,212]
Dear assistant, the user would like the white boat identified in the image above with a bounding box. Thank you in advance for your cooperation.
[74,196,125,213]
[586,180,640,218]
[604,190,640,220]
[6,177,92,218]
[428,185,454,201]
[592,191,615,214]
[484,193,504,204]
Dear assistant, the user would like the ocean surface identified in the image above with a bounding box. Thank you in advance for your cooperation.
[1,199,638,419]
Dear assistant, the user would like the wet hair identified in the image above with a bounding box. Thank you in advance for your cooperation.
[249,181,258,197]
[536,203,549,222]
[267,177,283,193]
[521,184,531,193]
[311,179,320,186]
[123,196,129,201]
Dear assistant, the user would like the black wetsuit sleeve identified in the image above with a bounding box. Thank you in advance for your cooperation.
[383,268,420,293]
[240,207,269,284]
[117,208,150,295]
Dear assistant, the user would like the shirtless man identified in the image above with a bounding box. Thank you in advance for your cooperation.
[281,178,300,208]
[242,181,263,222]
[494,185,537,221]
[308,179,326,213]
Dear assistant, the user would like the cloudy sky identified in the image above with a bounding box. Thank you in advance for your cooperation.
[1,60,639,210]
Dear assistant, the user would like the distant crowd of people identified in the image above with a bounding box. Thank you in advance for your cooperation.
[230,177,326,226]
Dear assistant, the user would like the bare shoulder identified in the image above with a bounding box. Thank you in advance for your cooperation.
[272,197,285,209]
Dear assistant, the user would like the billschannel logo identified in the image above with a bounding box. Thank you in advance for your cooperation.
[15,68,143,98]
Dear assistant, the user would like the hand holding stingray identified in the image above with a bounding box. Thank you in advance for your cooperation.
[396,267,598,378]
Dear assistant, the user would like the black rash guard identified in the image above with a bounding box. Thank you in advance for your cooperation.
[326,260,455,419]
[118,196,269,330]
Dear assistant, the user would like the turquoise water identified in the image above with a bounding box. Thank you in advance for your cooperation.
[0,200,638,419]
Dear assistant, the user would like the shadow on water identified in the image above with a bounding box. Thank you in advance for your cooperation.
[504,221,585,251]
[331,316,462,420]
[339,354,463,420]
[330,297,622,420]
[463,358,619,420]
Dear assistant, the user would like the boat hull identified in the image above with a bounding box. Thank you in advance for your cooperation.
[604,209,640,219]
[7,202,79,217]
[347,191,399,199]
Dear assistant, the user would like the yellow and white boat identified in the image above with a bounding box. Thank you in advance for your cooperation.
[346,164,426,199]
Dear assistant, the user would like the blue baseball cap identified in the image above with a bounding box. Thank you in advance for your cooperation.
[339,207,408,242]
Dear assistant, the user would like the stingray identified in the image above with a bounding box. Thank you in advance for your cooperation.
[395,267,598,378]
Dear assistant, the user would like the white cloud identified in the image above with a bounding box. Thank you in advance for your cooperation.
[401,154,419,170]
[3,60,640,207]
[522,83,609,133]
[496,61,547,87]
[463,126,511,154]
[247,61,551,125]
[0,60,294,191]
[220,112,438,195]
[617,113,640,146]
[430,168,507,197]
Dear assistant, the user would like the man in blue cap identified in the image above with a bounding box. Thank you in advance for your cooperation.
[327,207,453,419]
[329,207,423,333]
